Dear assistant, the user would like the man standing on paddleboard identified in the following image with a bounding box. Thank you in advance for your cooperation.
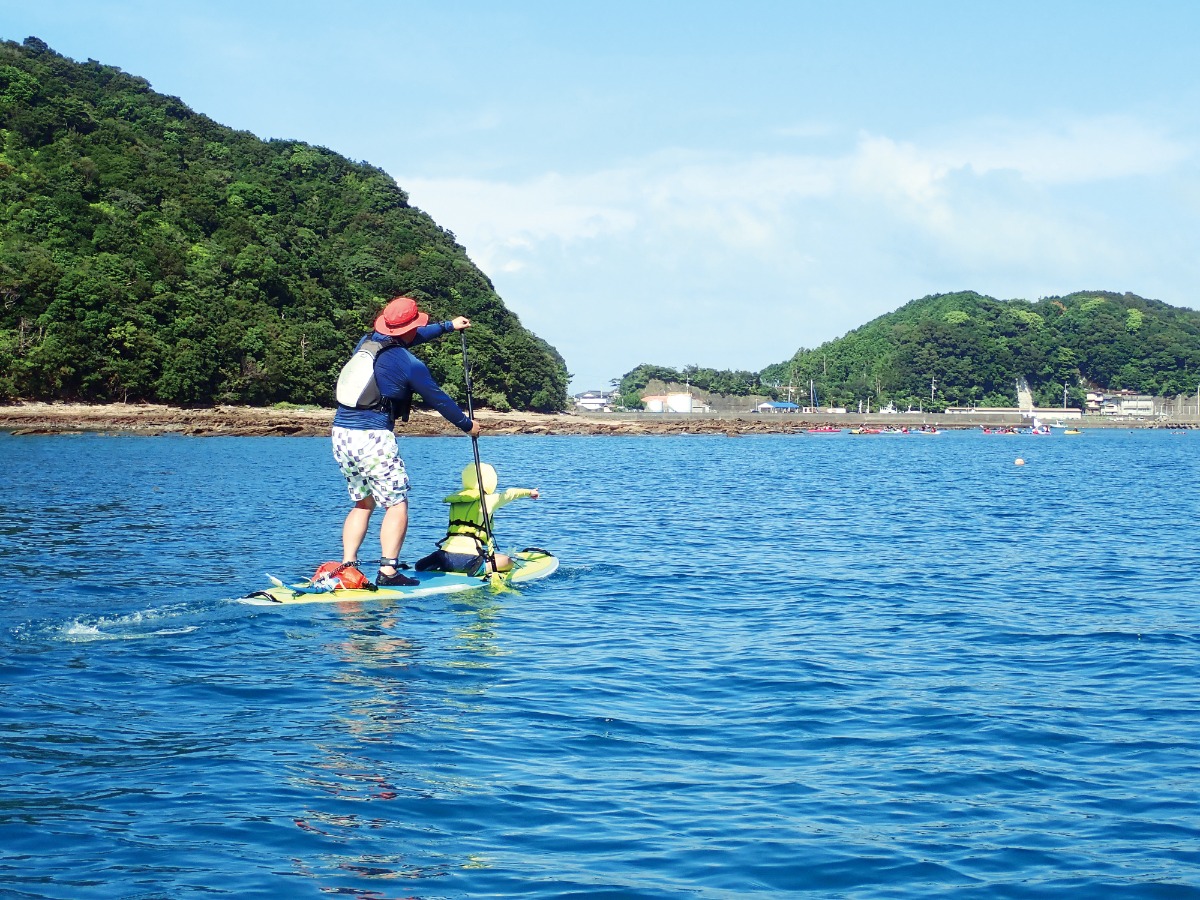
[331,295,480,587]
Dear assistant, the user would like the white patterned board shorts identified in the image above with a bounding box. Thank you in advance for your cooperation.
[331,427,410,507]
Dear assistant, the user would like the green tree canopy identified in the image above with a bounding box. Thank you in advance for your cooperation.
[753,290,1200,411]
[0,37,568,411]
[616,290,1200,412]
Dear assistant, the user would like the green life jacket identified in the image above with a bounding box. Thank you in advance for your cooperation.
[440,494,491,552]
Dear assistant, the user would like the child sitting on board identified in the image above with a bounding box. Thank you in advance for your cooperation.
[415,462,539,576]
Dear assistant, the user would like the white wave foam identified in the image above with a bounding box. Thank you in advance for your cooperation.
[57,604,203,642]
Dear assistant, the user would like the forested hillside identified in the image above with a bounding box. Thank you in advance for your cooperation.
[616,290,1200,411]
[760,291,1200,411]
[0,37,568,411]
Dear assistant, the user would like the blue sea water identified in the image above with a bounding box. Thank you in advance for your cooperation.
[1,427,1198,898]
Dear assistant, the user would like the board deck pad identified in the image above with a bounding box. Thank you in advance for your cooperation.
[238,549,558,605]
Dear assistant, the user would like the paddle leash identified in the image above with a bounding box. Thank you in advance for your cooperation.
[460,330,501,580]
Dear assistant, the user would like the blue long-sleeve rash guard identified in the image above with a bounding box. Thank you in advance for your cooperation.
[332,321,472,433]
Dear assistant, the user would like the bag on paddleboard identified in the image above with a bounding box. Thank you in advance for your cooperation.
[311,561,371,591]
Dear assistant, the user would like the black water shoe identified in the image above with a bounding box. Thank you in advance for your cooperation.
[377,570,419,587]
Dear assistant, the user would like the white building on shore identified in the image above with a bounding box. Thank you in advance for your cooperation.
[642,392,709,413]
[573,390,615,412]
[1087,390,1154,416]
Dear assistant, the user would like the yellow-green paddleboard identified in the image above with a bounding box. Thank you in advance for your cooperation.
[238,548,558,606]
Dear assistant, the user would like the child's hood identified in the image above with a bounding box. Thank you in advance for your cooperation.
[460,462,497,494]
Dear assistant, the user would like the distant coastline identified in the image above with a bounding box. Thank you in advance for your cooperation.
[1,402,1195,437]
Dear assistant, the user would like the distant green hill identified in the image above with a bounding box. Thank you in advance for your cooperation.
[0,37,568,411]
[760,290,1200,410]
[616,290,1200,411]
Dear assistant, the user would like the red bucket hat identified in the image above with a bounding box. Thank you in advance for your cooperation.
[374,296,429,338]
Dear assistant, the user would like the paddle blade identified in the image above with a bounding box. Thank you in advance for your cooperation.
[487,571,515,594]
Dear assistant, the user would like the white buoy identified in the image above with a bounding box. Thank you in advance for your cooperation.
[1015,458,1025,466]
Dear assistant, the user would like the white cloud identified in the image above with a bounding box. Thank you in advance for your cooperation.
[849,135,951,206]
[938,115,1190,184]
[396,114,1197,390]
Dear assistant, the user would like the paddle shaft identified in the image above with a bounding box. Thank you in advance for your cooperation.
[460,331,499,572]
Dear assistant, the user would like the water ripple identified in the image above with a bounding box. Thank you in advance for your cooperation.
[1,431,1197,897]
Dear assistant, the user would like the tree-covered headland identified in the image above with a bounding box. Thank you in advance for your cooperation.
[0,37,569,411]
[617,290,1200,412]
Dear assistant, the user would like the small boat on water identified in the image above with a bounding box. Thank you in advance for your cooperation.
[806,426,842,434]
[1065,428,1082,435]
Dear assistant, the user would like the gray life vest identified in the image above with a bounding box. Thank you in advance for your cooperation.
[335,337,395,410]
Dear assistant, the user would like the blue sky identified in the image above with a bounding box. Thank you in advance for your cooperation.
[5,1,1199,392]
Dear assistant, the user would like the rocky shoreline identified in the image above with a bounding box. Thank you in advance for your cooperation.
[0,401,1193,437]
[0,402,825,437]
